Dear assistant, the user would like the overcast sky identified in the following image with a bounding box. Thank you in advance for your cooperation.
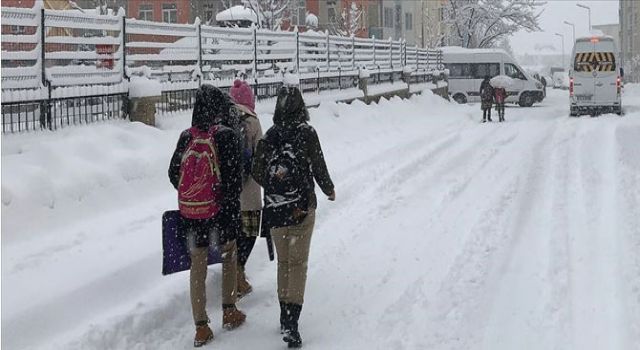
[510,0,620,55]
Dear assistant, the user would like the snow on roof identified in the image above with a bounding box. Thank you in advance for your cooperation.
[216,5,258,23]
[576,32,615,42]
[440,46,509,55]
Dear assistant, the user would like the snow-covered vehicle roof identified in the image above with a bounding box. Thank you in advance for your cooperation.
[216,5,258,24]
[440,46,509,55]
[575,35,615,44]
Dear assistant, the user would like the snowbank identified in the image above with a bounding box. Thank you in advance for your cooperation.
[4,88,640,350]
[1,121,174,243]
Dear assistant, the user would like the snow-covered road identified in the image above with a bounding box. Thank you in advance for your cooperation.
[3,87,639,350]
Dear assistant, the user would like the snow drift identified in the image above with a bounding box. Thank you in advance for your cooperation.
[3,87,640,350]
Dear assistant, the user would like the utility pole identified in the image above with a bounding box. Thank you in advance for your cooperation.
[577,3,592,33]
[555,33,565,69]
[564,21,575,43]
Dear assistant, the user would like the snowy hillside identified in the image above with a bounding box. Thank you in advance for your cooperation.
[2,88,640,349]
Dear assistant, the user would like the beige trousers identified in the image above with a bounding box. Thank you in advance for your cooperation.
[271,210,316,305]
[190,240,238,325]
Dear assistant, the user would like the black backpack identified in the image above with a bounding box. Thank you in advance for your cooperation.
[262,126,310,228]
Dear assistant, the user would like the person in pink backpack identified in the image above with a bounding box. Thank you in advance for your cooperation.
[168,85,246,347]
[229,79,263,298]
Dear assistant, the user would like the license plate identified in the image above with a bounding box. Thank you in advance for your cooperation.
[576,95,592,101]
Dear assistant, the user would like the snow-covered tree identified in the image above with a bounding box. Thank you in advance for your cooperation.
[444,0,544,48]
[498,37,515,57]
[242,0,291,30]
[418,5,446,48]
[330,2,364,37]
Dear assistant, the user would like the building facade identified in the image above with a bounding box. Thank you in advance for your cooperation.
[620,0,640,82]
[592,23,620,49]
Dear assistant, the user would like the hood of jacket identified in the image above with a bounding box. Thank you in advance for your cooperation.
[192,84,235,130]
[272,86,309,129]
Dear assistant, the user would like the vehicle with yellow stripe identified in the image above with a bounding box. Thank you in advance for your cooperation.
[569,35,622,116]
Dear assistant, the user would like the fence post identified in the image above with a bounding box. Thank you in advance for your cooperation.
[415,45,419,70]
[389,37,393,69]
[39,8,52,130]
[197,21,202,86]
[253,25,258,96]
[402,39,407,67]
[295,28,300,73]
[40,8,46,87]
[351,35,356,70]
[121,15,128,80]
[326,30,330,71]
[372,36,376,67]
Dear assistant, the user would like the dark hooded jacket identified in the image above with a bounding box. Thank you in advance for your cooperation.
[252,86,334,228]
[480,77,494,102]
[168,85,243,246]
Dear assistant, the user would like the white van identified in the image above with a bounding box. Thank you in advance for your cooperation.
[442,47,544,107]
[569,35,622,116]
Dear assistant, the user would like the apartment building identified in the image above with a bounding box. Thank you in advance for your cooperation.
[620,0,640,82]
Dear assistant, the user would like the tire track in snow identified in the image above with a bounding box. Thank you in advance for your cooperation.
[614,121,640,345]
[568,119,627,350]
[343,124,526,348]
[60,113,482,350]
[298,124,516,348]
[416,122,559,350]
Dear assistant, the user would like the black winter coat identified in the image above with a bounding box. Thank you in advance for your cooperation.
[168,85,243,246]
[252,86,334,229]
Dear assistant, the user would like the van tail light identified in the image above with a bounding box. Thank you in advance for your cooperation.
[617,76,621,95]
[569,77,574,97]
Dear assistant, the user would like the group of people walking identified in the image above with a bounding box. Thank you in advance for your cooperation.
[168,79,335,348]
[480,76,507,123]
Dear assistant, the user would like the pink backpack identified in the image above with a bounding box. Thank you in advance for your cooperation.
[178,126,222,219]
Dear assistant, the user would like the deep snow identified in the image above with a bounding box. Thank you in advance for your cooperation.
[2,87,640,350]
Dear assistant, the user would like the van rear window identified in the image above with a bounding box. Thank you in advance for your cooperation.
[574,52,616,72]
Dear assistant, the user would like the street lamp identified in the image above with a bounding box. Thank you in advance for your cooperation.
[555,33,565,68]
[576,3,591,32]
[564,20,575,43]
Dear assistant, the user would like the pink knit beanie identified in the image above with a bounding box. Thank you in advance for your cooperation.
[230,79,256,115]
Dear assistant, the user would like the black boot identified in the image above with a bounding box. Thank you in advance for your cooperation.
[283,304,303,348]
[279,301,287,334]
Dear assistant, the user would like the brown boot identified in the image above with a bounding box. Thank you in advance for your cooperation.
[237,265,253,299]
[193,325,214,347]
[222,305,246,330]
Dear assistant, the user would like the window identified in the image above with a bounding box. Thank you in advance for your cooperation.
[474,63,500,79]
[11,25,26,34]
[368,5,379,27]
[447,63,473,79]
[405,13,412,30]
[328,7,336,24]
[139,4,153,21]
[162,3,177,23]
[505,63,526,80]
[384,7,393,28]
[294,0,306,26]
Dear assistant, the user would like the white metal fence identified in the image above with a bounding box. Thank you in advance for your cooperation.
[1,6,445,133]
